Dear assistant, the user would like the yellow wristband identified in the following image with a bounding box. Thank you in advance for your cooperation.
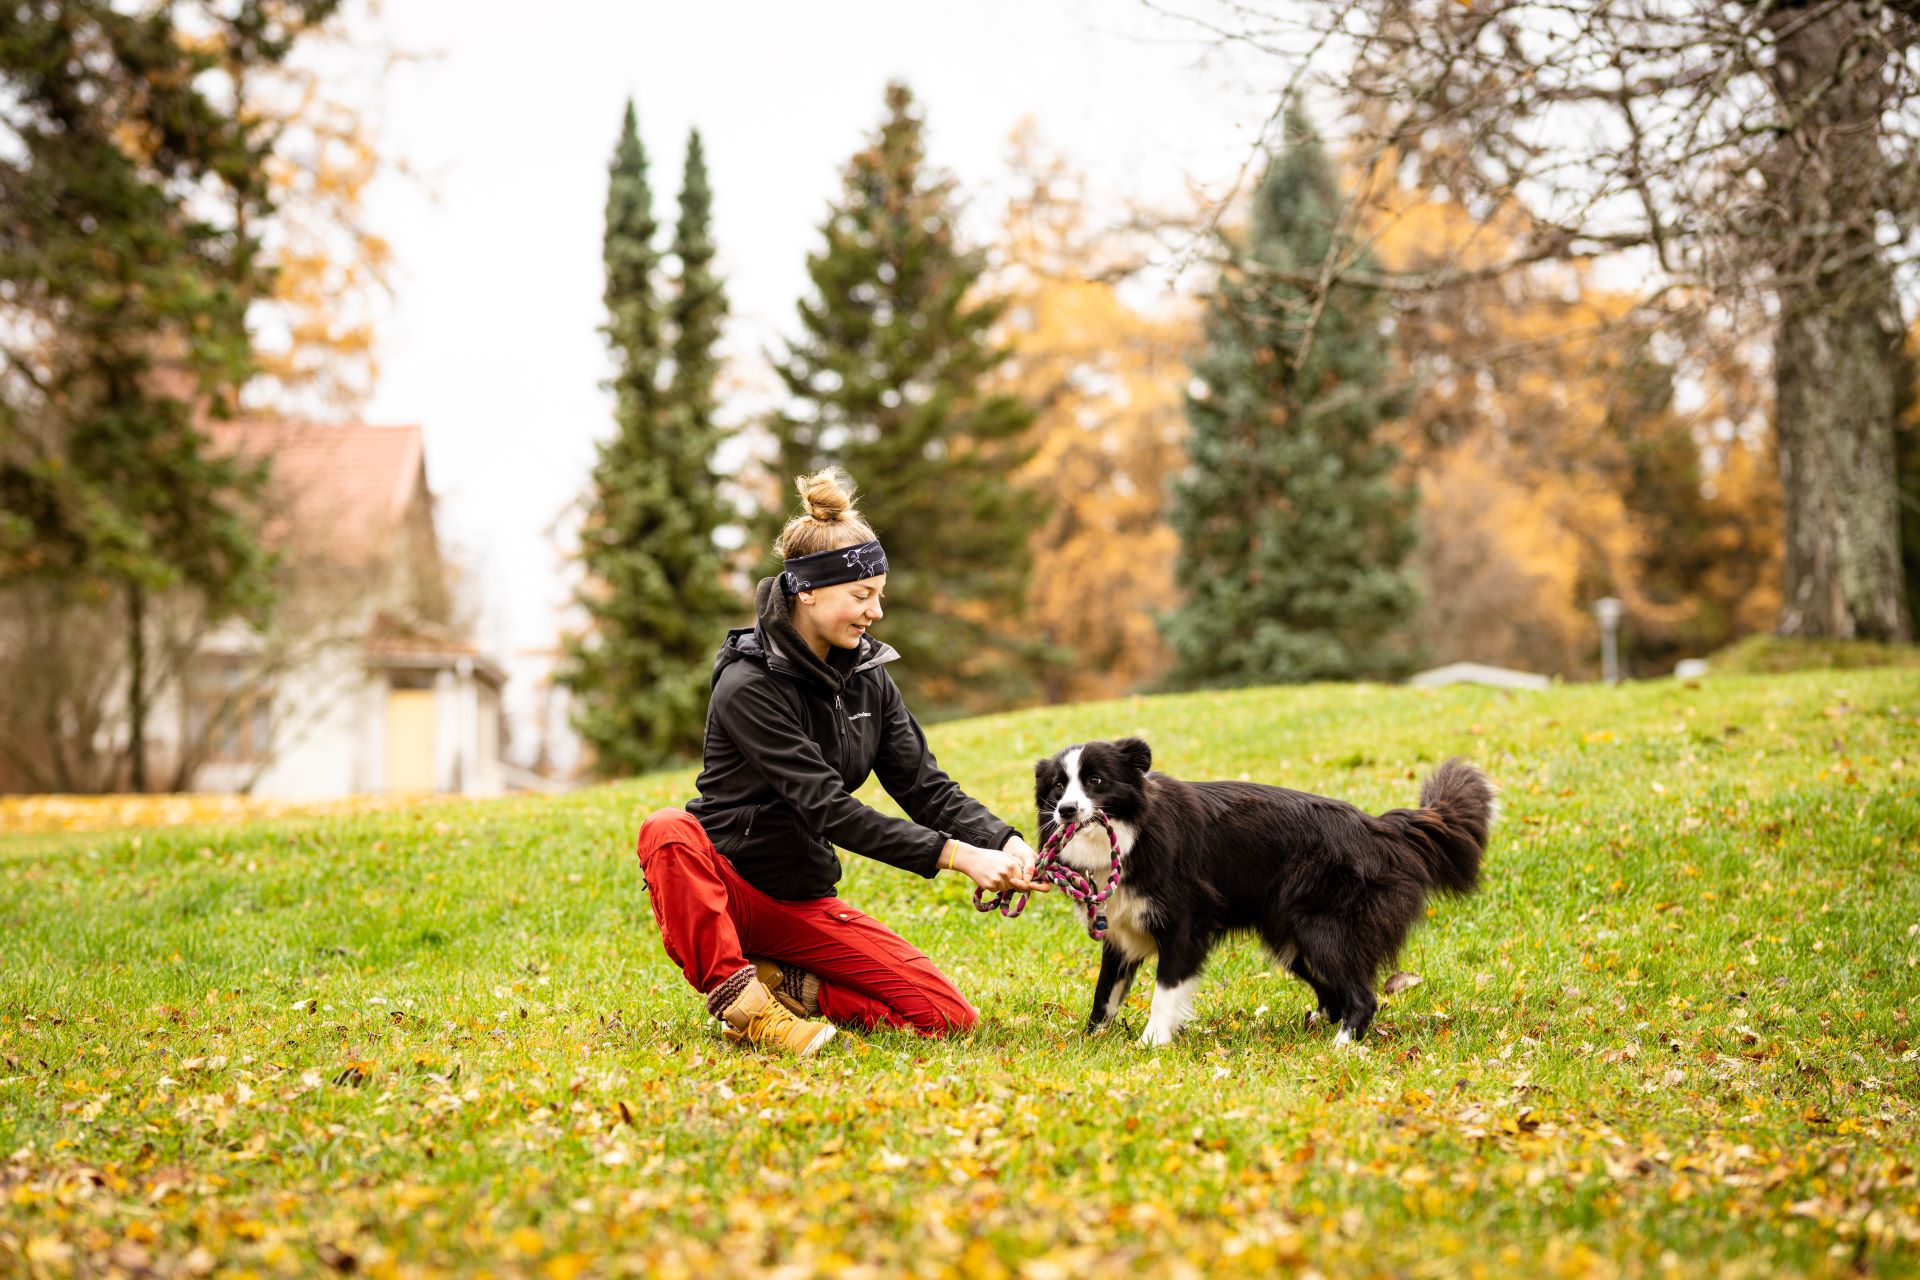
[941,838,957,870]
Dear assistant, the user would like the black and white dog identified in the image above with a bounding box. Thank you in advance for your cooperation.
[1034,738,1494,1047]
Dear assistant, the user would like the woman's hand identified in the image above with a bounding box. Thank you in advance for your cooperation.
[1001,834,1049,892]
[950,840,1046,894]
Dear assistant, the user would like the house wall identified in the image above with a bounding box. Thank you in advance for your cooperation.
[359,671,388,795]
[434,667,461,793]
[99,647,507,801]
[474,682,503,795]
[41,427,511,800]
[424,662,505,797]
[200,642,371,799]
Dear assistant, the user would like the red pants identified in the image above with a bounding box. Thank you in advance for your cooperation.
[634,808,978,1037]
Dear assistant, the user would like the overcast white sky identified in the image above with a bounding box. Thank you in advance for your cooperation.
[355,1,1288,752]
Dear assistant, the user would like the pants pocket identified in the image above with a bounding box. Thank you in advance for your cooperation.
[817,902,930,968]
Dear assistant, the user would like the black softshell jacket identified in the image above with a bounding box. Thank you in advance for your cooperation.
[685,577,1020,900]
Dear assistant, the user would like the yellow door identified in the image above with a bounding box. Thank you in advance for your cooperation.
[386,688,437,793]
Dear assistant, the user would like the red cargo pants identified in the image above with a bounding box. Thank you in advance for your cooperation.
[634,807,978,1036]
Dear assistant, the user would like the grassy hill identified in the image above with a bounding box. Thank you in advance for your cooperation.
[3,670,1918,1277]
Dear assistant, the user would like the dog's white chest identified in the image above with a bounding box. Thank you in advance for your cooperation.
[1102,885,1158,961]
[1051,820,1152,957]
[1056,819,1137,874]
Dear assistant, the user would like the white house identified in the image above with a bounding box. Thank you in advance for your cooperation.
[163,421,508,799]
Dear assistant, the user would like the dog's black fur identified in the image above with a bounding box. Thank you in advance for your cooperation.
[1033,738,1493,1044]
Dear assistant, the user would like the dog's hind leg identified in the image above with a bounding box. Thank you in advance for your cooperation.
[1295,919,1376,1044]
[1087,943,1141,1034]
[1262,931,1345,1027]
[1290,955,1347,1029]
[1282,955,1344,1028]
[1331,985,1377,1044]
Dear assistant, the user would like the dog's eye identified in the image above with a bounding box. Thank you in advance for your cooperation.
[1086,775,1103,787]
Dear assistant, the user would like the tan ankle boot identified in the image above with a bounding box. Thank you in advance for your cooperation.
[712,975,835,1057]
[750,957,822,1018]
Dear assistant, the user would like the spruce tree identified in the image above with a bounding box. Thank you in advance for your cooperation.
[1163,110,1419,686]
[563,105,738,774]
[767,81,1038,714]
[659,127,741,708]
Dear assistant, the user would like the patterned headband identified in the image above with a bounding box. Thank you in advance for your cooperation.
[783,539,889,593]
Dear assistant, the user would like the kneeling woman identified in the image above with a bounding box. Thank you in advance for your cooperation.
[635,470,1042,1056]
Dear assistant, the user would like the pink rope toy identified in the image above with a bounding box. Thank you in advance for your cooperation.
[973,811,1125,940]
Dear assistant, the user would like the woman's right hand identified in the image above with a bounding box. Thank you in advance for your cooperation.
[951,841,1041,894]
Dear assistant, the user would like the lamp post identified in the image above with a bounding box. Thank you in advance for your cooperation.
[1594,596,1623,685]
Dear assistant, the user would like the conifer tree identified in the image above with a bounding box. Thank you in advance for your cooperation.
[563,106,738,773]
[1164,110,1419,686]
[767,81,1038,713]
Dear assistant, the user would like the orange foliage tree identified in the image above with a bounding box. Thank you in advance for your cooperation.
[1358,166,1782,677]
[218,0,400,416]
[991,128,1192,701]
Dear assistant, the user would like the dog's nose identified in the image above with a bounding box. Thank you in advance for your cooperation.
[1057,803,1085,822]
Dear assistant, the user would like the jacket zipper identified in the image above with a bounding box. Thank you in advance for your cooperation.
[832,693,848,773]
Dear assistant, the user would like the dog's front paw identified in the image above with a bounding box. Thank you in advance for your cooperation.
[1138,1024,1174,1048]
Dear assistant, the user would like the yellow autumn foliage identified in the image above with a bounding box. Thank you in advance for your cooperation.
[993,126,1194,700]
[237,5,396,415]
[1358,154,1782,675]
[0,792,414,837]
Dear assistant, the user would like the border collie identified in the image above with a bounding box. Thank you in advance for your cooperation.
[1033,738,1494,1047]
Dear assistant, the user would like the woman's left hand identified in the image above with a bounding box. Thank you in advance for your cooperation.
[1001,834,1049,892]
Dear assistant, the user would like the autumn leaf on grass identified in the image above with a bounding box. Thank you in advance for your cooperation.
[316,1242,356,1271]
[332,1059,375,1087]
[1384,971,1422,995]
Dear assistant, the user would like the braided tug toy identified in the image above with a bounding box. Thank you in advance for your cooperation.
[973,812,1125,940]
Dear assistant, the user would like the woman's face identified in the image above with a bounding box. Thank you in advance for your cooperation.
[796,575,886,650]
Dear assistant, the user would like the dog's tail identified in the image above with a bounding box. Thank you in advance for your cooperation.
[1376,757,1494,896]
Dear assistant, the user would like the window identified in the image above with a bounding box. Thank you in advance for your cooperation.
[186,657,273,764]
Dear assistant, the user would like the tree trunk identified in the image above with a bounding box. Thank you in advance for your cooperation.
[127,582,147,792]
[1773,288,1911,640]
[1765,1,1914,641]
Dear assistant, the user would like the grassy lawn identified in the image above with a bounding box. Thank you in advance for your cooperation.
[3,670,1918,1278]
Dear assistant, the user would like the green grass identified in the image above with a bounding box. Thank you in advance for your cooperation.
[3,671,1919,1278]
[1709,634,1920,674]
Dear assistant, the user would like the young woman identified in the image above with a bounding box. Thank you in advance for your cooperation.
[634,470,1043,1056]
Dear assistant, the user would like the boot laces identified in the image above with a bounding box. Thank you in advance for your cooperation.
[744,999,798,1045]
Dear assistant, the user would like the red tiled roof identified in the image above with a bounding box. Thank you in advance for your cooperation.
[205,420,425,564]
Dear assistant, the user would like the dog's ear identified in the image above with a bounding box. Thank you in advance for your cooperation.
[1115,737,1152,774]
[1033,756,1060,785]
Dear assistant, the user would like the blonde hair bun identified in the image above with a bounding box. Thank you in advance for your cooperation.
[773,467,879,563]
[796,468,854,523]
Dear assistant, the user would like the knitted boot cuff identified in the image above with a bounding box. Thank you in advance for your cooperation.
[705,965,757,1019]
[781,962,820,1015]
